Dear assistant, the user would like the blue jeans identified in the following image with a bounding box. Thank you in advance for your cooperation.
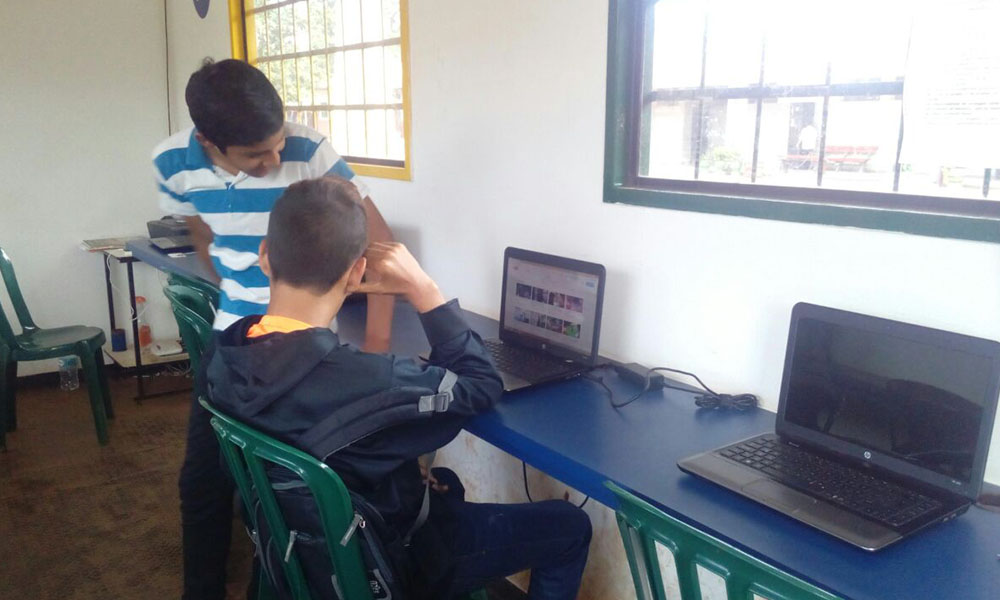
[179,339,234,600]
[433,469,593,600]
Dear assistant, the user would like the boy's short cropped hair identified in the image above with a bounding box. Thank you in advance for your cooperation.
[185,58,284,152]
[266,177,368,294]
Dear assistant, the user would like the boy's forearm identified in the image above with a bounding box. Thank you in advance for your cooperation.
[364,294,395,352]
[362,196,396,352]
[184,216,220,284]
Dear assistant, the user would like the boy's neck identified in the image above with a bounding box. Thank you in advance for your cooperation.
[265,282,345,328]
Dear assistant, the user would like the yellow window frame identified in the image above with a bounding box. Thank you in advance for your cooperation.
[228,0,413,181]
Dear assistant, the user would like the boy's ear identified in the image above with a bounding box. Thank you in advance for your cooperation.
[194,131,215,152]
[346,256,366,290]
[258,239,271,277]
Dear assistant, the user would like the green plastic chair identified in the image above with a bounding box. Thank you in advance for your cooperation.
[162,284,214,374]
[166,272,220,311]
[606,482,841,600]
[201,398,491,600]
[0,247,113,449]
[200,396,377,600]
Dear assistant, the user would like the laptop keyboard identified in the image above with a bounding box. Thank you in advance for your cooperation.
[483,339,580,382]
[719,438,942,528]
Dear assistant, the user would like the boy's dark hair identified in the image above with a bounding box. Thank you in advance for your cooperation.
[267,177,368,294]
[185,58,284,152]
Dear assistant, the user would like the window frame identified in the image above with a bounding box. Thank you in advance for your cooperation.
[229,0,413,181]
[603,0,1000,243]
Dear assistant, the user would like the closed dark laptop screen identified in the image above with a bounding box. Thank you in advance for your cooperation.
[785,317,992,484]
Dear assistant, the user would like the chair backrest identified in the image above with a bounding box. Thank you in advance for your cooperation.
[166,272,220,311]
[200,398,374,600]
[606,482,841,600]
[0,246,37,344]
[162,285,214,374]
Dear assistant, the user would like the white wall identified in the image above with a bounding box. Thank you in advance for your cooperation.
[165,0,233,133]
[358,0,1000,487]
[0,0,175,376]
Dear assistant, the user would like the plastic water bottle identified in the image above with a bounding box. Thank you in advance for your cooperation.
[58,356,80,391]
[136,295,153,351]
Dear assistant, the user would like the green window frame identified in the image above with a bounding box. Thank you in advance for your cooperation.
[603,0,1000,243]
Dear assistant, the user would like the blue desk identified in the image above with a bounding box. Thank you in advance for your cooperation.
[125,238,215,283]
[127,241,1000,600]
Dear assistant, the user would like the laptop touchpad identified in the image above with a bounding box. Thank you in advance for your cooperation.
[742,479,817,513]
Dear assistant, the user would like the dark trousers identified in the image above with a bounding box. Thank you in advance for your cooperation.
[179,341,234,600]
[433,469,592,600]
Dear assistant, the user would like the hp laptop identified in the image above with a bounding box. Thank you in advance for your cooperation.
[487,247,606,391]
[679,302,1000,551]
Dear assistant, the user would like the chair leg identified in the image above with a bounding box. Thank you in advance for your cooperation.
[0,347,11,450]
[3,352,17,432]
[78,346,110,445]
[94,347,114,420]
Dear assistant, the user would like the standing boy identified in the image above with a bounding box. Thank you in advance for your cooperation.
[152,59,395,599]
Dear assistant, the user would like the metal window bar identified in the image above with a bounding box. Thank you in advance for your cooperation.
[262,8,270,60]
[381,0,389,158]
[291,4,302,109]
[816,62,832,187]
[692,12,708,180]
[750,38,766,183]
[246,0,302,15]
[293,103,402,111]
[340,0,350,155]
[255,38,401,65]
[892,103,905,192]
[359,3,369,158]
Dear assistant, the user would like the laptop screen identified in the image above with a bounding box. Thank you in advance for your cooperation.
[780,306,999,490]
[502,255,601,358]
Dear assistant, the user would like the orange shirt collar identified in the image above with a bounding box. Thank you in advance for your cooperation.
[246,315,316,338]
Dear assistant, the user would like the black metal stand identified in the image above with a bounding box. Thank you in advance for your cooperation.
[101,250,191,401]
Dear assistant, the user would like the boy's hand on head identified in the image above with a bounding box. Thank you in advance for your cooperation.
[350,242,445,313]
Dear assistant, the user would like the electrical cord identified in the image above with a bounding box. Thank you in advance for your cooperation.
[522,461,589,508]
[106,254,149,322]
[585,365,758,411]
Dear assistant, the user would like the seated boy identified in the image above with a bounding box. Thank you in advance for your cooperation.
[205,176,592,599]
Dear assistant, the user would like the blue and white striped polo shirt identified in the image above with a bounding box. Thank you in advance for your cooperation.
[152,121,369,330]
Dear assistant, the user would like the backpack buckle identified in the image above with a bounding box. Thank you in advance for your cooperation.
[418,392,451,413]
[340,512,365,546]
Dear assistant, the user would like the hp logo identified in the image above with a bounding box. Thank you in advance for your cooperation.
[863,451,872,460]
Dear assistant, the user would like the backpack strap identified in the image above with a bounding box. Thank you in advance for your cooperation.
[297,386,435,460]
[418,369,457,413]
[403,483,431,546]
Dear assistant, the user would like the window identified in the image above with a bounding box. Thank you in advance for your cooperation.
[605,0,1000,242]
[230,0,412,180]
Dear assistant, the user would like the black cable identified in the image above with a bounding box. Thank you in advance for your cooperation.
[586,365,758,411]
[694,393,759,410]
[522,460,534,503]
[522,461,589,508]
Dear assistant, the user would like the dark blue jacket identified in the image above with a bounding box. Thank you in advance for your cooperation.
[205,299,504,536]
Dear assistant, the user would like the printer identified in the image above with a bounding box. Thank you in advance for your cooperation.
[147,215,190,238]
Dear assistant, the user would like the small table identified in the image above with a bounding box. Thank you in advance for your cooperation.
[89,242,192,400]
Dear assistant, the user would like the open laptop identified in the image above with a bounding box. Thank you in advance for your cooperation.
[679,302,1000,551]
[486,247,606,391]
